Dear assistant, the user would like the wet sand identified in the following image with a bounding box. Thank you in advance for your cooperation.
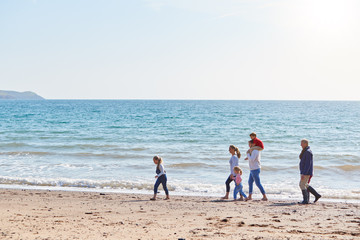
[0,189,359,239]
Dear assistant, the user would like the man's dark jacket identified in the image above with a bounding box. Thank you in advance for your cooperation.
[300,146,313,175]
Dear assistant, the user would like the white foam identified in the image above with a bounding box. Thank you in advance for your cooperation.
[0,176,359,203]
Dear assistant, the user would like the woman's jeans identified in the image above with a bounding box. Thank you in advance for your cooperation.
[234,183,247,199]
[248,168,266,195]
[154,175,169,195]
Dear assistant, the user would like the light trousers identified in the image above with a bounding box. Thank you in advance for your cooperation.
[299,175,311,190]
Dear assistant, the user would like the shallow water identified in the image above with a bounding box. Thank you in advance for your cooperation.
[0,100,359,201]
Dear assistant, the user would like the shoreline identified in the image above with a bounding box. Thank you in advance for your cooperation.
[1,184,359,204]
[0,188,359,239]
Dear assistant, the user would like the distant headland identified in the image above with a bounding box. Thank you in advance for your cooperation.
[0,90,45,100]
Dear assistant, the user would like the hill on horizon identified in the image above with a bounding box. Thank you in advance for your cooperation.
[0,90,45,100]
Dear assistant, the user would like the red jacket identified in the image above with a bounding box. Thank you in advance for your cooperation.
[253,137,264,149]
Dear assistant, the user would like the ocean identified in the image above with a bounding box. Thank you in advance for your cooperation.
[0,100,359,202]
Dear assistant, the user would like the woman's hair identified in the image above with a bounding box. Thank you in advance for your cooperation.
[153,155,163,170]
[233,166,242,175]
[229,145,241,158]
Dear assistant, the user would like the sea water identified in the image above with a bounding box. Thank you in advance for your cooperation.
[0,100,359,202]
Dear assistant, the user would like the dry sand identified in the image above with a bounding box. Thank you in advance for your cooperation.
[0,189,359,240]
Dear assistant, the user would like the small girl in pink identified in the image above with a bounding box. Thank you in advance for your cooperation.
[233,166,248,201]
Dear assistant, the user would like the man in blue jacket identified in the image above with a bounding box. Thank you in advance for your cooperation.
[299,139,321,204]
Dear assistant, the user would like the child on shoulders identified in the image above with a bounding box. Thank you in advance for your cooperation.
[246,132,264,159]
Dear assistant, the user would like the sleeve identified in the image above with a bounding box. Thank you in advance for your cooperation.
[230,156,239,176]
[299,158,305,174]
[247,150,259,163]
[156,164,165,177]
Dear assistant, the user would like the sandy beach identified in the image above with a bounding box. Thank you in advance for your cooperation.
[0,189,359,239]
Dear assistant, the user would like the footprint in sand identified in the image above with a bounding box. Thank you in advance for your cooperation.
[238,221,245,227]
[249,224,270,227]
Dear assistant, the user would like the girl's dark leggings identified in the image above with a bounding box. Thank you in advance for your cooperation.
[225,175,234,192]
[154,175,169,195]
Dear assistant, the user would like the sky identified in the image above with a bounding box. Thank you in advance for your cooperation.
[0,0,359,100]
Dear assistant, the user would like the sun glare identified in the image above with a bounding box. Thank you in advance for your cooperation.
[305,0,356,34]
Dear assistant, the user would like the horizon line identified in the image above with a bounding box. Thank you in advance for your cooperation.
[14,98,360,102]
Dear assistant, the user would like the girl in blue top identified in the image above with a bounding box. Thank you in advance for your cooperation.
[150,156,170,201]
[221,145,241,200]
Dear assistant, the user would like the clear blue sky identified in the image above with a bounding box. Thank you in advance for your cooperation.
[1,0,359,100]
